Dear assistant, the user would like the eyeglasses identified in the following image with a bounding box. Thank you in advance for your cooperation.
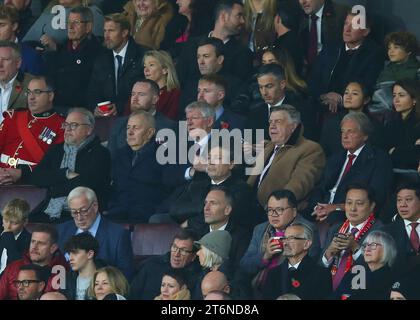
[24,89,52,97]
[362,242,383,251]
[61,122,91,131]
[170,244,193,256]
[266,207,292,217]
[69,202,94,218]
[13,280,42,288]
[67,19,89,26]
[281,236,307,242]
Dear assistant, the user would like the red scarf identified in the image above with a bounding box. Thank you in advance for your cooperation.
[331,214,375,276]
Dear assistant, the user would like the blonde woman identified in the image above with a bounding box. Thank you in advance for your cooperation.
[123,0,173,49]
[243,0,277,53]
[87,266,129,300]
[143,50,181,120]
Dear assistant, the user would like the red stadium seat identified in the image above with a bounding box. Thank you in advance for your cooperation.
[131,223,181,270]
[0,185,47,213]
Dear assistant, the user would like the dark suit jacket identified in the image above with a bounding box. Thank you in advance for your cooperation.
[245,92,315,141]
[176,35,254,88]
[170,175,255,227]
[308,38,385,100]
[382,219,419,275]
[107,142,169,223]
[87,38,147,115]
[107,112,176,158]
[262,255,332,299]
[129,252,202,300]
[47,35,102,114]
[57,216,134,280]
[213,107,245,131]
[26,136,111,211]
[298,0,348,65]
[0,229,31,274]
[308,144,393,217]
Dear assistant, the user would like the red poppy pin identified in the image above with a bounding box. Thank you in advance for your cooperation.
[15,85,22,94]
[220,121,230,129]
[291,278,300,288]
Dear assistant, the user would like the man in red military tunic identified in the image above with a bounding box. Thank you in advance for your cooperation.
[0,76,64,184]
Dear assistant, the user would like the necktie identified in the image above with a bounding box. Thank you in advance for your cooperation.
[115,55,123,93]
[342,153,356,179]
[410,222,419,253]
[258,145,279,186]
[307,14,319,65]
[332,227,359,291]
[116,55,123,79]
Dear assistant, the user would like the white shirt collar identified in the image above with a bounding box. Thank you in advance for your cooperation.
[211,175,230,185]
[196,133,210,148]
[347,144,365,157]
[208,31,229,44]
[349,221,367,234]
[210,221,228,232]
[404,218,420,228]
[288,261,302,269]
[268,96,286,109]
[345,43,361,51]
[0,73,18,89]
[113,40,129,60]
[315,5,324,19]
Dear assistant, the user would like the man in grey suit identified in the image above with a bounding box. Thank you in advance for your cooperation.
[107,79,175,157]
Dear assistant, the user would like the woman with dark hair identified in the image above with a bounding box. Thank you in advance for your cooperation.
[160,0,215,53]
[154,269,191,300]
[320,80,386,157]
[384,79,420,170]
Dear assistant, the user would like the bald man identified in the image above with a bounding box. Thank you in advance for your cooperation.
[201,270,230,299]
[40,291,68,300]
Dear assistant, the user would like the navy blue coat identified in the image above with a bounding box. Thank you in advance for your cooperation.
[308,39,384,98]
[108,141,168,223]
[308,143,393,214]
[57,216,134,280]
[87,38,147,115]
[213,108,245,131]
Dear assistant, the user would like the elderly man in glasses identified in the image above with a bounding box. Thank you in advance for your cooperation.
[240,189,320,298]
[261,222,332,300]
[130,228,202,300]
[25,107,111,223]
[56,186,133,280]
[0,76,64,185]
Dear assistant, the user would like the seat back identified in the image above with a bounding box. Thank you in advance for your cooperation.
[93,116,119,142]
[131,223,181,269]
[0,185,47,212]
